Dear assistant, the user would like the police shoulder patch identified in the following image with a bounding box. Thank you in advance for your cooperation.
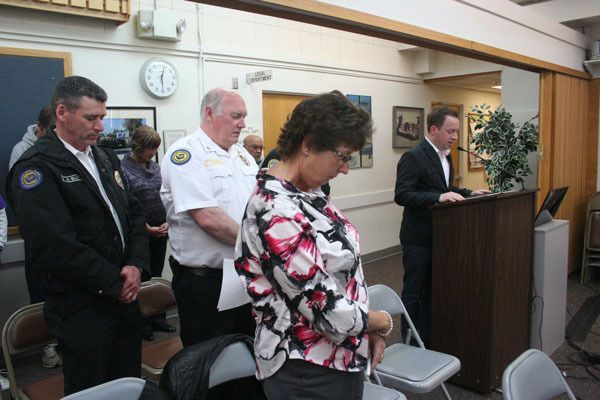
[171,149,192,165]
[19,168,44,190]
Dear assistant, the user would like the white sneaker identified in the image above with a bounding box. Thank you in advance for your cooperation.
[41,344,62,369]
[0,370,9,391]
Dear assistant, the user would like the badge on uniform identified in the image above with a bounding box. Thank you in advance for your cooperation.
[114,170,125,190]
[237,151,251,166]
[171,149,191,165]
[19,168,43,190]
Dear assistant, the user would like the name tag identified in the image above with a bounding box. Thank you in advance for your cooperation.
[204,159,224,168]
[61,174,82,183]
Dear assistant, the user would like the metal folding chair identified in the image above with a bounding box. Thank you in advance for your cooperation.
[581,191,600,283]
[61,377,147,400]
[367,284,460,400]
[138,278,183,381]
[502,348,576,400]
[1,302,64,400]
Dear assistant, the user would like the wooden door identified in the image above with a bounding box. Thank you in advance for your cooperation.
[431,102,463,188]
[262,93,310,155]
[538,73,599,273]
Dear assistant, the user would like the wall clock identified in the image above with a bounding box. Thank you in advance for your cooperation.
[139,58,179,99]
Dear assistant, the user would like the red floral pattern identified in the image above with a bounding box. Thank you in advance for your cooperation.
[235,171,369,379]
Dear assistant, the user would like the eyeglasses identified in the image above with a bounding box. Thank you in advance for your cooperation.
[331,150,353,163]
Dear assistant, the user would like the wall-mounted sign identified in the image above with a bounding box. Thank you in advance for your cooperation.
[246,69,272,84]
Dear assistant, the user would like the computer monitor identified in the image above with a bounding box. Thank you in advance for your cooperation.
[535,186,568,226]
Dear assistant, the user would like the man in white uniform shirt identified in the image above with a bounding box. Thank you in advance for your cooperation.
[161,88,258,346]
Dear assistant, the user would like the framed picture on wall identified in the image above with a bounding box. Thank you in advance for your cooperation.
[99,107,156,159]
[392,106,424,148]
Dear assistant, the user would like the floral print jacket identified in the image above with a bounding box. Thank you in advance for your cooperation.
[235,171,369,380]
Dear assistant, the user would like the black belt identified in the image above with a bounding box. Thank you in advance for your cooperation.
[169,256,222,278]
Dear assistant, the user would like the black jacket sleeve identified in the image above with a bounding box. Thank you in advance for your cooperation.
[394,150,441,208]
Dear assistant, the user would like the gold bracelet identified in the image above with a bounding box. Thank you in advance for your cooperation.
[376,310,393,337]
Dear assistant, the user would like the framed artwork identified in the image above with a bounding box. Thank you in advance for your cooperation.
[99,107,156,159]
[348,151,361,169]
[467,113,486,170]
[348,94,373,169]
[393,106,424,148]
[163,129,187,153]
[361,139,373,168]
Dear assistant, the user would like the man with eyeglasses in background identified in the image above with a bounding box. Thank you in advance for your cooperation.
[242,134,264,166]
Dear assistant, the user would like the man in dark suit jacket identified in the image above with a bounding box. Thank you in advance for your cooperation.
[394,107,488,346]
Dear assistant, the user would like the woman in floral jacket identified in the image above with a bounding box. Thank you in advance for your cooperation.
[235,91,393,400]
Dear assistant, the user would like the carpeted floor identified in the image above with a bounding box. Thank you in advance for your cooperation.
[3,253,600,400]
[362,253,600,400]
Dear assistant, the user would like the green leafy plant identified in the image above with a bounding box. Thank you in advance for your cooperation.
[468,104,538,192]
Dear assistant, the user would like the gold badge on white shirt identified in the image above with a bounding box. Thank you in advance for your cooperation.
[237,150,251,166]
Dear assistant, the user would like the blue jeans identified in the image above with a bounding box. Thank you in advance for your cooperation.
[400,243,432,347]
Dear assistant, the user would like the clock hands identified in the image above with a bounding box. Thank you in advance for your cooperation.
[160,66,165,91]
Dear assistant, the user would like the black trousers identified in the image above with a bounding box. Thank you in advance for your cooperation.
[44,292,142,395]
[262,359,364,400]
[169,257,255,346]
[400,242,432,346]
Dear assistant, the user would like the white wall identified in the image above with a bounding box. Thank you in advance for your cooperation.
[0,1,503,256]
[319,0,587,71]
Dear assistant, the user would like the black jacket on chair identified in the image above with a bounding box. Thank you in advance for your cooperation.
[394,140,471,246]
[159,334,265,400]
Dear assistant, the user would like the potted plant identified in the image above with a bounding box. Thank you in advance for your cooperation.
[468,104,538,192]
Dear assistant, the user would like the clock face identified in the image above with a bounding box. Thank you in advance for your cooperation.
[140,59,178,99]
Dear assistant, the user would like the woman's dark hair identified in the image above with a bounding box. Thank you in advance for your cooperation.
[36,106,53,130]
[131,125,161,156]
[277,90,373,159]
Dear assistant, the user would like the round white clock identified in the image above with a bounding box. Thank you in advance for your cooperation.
[139,58,179,99]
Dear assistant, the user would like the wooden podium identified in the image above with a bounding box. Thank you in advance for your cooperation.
[430,189,536,393]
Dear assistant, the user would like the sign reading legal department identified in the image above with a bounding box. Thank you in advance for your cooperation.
[246,70,273,84]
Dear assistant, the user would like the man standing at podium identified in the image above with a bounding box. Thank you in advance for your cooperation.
[394,106,488,346]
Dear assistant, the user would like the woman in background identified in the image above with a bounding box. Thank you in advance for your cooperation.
[121,125,174,339]
[235,91,393,400]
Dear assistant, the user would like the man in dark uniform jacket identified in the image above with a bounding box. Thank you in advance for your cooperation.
[394,106,488,346]
[7,76,150,395]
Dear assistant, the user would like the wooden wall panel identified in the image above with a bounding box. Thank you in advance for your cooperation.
[539,73,597,273]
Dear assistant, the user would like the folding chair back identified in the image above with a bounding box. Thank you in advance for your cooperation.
[208,341,256,388]
[1,302,64,400]
[363,381,406,400]
[61,377,146,400]
[138,278,183,380]
[367,284,460,400]
[501,349,576,400]
[581,192,600,283]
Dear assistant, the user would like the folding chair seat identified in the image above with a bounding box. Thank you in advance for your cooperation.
[1,302,64,400]
[138,278,183,380]
[367,284,460,400]
[581,191,600,283]
[501,348,576,400]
